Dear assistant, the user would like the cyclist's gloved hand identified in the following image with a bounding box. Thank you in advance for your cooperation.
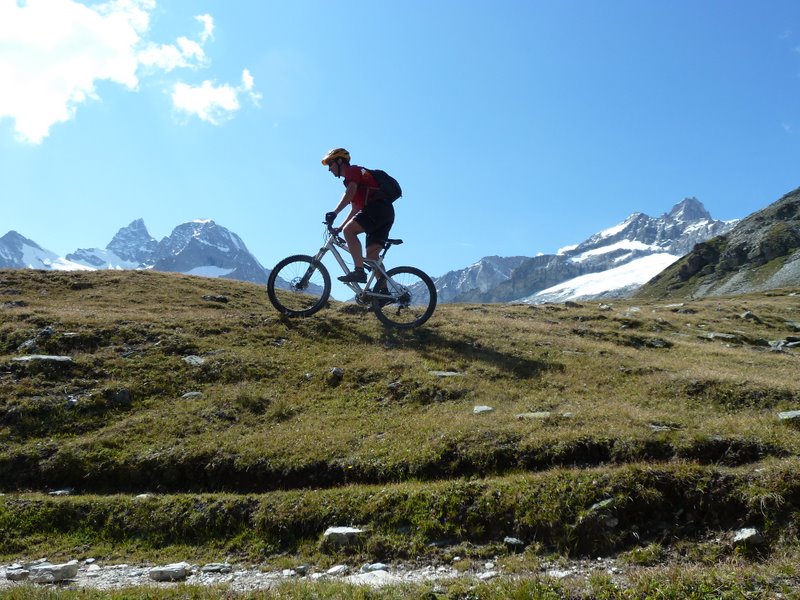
[324,212,337,226]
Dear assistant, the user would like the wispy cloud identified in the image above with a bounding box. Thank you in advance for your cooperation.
[0,0,257,144]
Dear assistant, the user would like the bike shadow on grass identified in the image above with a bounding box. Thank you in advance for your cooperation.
[274,307,561,380]
[381,327,562,380]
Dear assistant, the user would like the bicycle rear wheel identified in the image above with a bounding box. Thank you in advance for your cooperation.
[372,266,437,329]
[267,255,331,317]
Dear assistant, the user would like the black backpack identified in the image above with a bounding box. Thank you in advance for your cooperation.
[369,169,402,202]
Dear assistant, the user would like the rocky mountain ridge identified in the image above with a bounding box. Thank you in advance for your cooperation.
[0,219,269,284]
[637,187,800,300]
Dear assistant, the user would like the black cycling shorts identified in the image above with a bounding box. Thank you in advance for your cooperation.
[354,200,395,247]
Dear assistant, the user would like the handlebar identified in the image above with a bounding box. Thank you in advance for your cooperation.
[323,220,346,244]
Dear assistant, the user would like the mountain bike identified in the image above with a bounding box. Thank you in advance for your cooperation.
[267,222,437,329]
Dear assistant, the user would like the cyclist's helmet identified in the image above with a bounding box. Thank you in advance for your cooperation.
[321,148,351,165]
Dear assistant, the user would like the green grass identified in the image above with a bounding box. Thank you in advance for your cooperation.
[1,269,800,595]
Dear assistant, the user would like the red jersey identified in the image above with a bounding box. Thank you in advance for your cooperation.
[342,165,379,211]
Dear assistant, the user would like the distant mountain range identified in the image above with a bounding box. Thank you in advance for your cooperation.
[0,219,269,284]
[433,197,738,303]
[4,191,799,304]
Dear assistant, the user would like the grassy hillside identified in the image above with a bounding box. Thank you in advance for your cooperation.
[1,269,800,596]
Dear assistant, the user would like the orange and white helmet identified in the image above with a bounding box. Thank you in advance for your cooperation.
[321,148,351,165]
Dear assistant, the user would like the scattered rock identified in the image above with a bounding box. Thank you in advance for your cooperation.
[503,536,526,551]
[5,567,29,581]
[644,338,671,349]
[181,391,204,400]
[740,311,762,323]
[478,570,498,581]
[183,355,205,367]
[2,300,27,309]
[473,405,494,415]
[547,568,574,579]
[12,355,73,364]
[323,526,364,548]
[360,562,388,573]
[429,370,464,377]
[326,564,348,576]
[778,410,800,423]
[732,528,764,546]
[29,560,79,583]
[327,368,344,385]
[201,563,232,573]
[48,488,74,496]
[649,422,678,432]
[346,569,398,586]
[149,562,192,582]
[699,332,742,344]
[202,295,229,303]
[516,411,552,420]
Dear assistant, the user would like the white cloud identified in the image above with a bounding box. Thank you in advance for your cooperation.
[195,14,214,43]
[172,80,239,125]
[0,0,257,144]
[172,69,261,124]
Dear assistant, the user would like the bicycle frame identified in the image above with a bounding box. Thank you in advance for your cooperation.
[307,227,398,303]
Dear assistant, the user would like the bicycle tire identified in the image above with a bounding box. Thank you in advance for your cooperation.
[371,265,437,329]
[267,255,331,317]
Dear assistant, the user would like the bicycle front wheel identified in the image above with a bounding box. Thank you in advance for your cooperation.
[372,266,437,329]
[267,255,331,317]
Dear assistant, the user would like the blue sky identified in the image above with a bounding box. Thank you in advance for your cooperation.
[2,0,800,281]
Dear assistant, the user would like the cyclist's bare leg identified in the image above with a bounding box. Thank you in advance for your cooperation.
[365,243,381,261]
[342,220,366,269]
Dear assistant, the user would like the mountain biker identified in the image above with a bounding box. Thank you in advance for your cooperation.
[322,148,395,283]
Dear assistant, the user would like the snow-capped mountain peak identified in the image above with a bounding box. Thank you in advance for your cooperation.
[106,218,158,264]
[446,198,738,304]
[666,197,711,223]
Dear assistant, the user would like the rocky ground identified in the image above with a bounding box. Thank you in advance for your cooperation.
[0,556,627,593]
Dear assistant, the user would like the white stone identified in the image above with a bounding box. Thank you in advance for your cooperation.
[149,562,192,581]
[547,568,573,579]
[29,560,80,583]
[346,569,398,587]
[201,563,232,573]
[5,568,30,581]
[360,562,388,573]
[778,410,800,421]
[323,526,364,546]
[326,564,348,576]
[13,355,73,363]
[429,371,464,377]
[733,527,764,545]
[516,411,551,420]
[473,405,494,414]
